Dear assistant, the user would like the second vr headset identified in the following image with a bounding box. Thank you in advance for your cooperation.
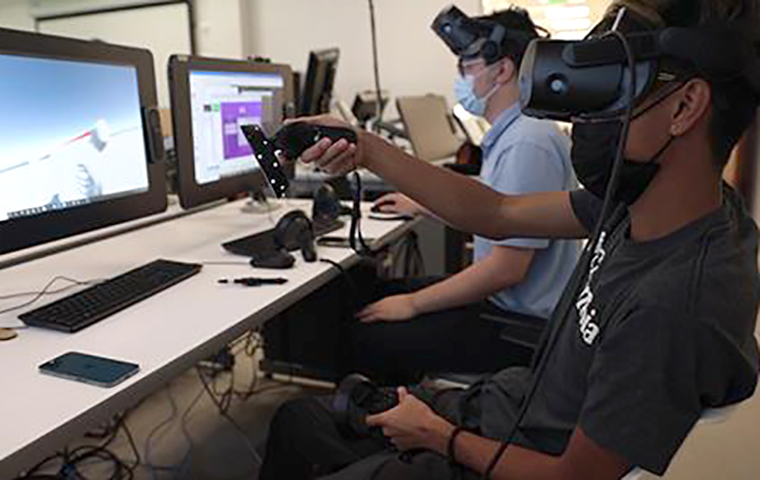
[519,19,760,122]
[432,5,537,65]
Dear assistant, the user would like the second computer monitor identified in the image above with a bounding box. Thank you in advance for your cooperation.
[169,56,295,209]
[300,48,340,116]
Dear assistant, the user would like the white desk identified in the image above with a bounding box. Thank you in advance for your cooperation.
[291,158,457,196]
[0,198,414,478]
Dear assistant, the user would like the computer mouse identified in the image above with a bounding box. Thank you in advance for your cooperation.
[249,249,296,269]
[371,200,395,214]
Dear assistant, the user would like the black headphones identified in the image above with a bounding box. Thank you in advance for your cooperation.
[312,183,352,221]
[273,210,317,262]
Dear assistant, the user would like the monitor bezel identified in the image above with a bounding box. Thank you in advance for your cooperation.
[0,27,167,257]
[300,48,340,116]
[169,55,295,210]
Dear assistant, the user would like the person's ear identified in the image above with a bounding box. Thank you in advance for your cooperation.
[495,59,516,84]
[670,78,712,137]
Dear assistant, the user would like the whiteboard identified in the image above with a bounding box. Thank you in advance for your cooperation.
[39,3,192,108]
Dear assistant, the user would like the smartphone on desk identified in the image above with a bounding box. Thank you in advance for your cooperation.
[39,352,140,388]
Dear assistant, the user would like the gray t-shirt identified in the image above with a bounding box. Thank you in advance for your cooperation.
[459,187,760,475]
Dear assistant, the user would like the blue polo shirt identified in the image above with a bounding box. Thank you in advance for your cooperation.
[475,104,579,319]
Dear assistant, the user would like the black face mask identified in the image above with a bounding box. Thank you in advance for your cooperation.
[571,88,680,205]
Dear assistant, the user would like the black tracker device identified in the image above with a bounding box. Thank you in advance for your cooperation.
[240,124,291,198]
[240,122,358,198]
[519,22,760,121]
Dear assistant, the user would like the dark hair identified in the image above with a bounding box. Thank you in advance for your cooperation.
[610,0,760,167]
[476,7,541,68]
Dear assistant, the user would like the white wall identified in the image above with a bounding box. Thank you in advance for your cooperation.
[243,0,483,115]
[0,0,244,57]
[0,0,245,107]
[195,0,244,59]
[0,0,34,30]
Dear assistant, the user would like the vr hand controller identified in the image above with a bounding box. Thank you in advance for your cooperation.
[332,374,430,464]
[274,121,358,160]
[331,373,399,438]
[241,122,357,198]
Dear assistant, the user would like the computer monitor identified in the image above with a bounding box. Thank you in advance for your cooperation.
[300,48,340,116]
[0,28,166,256]
[169,56,295,209]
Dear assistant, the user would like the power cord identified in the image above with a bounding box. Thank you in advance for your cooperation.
[349,172,373,255]
[195,366,263,467]
[397,231,425,278]
[368,0,384,127]
[18,413,139,480]
[479,15,638,480]
[143,385,182,480]
[0,276,103,318]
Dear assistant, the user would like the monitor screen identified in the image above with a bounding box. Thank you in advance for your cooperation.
[169,56,294,210]
[188,70,285,186]
[0,53,150,223]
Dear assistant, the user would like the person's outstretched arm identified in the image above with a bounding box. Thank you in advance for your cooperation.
[297,116,586,241]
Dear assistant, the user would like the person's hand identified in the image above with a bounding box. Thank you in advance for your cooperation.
[356,294,418,323]
[366,387,454,454]
[291,115,366,176]
[373,193,424,216]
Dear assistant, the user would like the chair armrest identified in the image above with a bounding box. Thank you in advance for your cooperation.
[480,312,548,350]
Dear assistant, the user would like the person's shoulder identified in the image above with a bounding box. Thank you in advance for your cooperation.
[633,194,759,332]
[496,114,568,156]
[513,114,566,138]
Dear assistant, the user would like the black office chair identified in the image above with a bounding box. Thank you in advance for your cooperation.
[433,311,548,387]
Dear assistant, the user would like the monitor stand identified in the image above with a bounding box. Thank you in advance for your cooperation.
[240,189,282,215]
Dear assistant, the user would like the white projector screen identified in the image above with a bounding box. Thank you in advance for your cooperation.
[39,2,192,108]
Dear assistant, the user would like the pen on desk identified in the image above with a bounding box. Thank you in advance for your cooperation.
[218,277,289,286]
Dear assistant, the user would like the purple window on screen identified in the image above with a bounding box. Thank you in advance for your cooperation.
[221,102,262,159]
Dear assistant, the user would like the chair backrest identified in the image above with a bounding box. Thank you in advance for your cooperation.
[396,94,463,161]
[619,406,738,480]
[452,103,490,146]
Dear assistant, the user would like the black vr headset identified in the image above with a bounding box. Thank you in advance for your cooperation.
[432,5,536,65]
[519,12,760,122]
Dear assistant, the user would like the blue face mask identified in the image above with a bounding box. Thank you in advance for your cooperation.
[454,67,501,117]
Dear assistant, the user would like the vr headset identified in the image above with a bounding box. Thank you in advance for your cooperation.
[432,5,536,65]
[519,13,760,122]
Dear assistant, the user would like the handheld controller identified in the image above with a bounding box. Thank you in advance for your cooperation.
[241,122,358,198]
[331,373,400,437]
[273,121,358,160]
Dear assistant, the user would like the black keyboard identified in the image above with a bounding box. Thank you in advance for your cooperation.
[19,259,202,333]
[222,217,345,257]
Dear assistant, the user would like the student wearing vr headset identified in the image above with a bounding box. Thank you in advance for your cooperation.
[347,7,578,385]
[258,1,760,479]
